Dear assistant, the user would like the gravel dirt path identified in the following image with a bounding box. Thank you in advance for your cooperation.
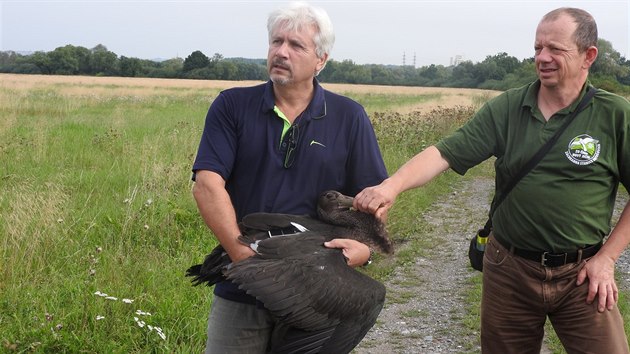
[354,177,630,354]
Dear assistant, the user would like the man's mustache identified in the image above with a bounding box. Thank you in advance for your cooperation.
[272,60,291,70]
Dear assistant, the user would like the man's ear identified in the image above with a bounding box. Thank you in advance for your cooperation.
[315,53,329,74]
[584,46,598,69]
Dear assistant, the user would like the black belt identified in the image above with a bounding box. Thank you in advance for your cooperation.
[495,236,602,267]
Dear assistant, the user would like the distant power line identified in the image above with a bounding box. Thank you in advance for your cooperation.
[402,52,417,67]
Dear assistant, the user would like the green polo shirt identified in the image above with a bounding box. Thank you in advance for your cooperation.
[436,81,630,252]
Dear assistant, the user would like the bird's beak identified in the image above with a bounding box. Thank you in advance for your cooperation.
[335,194,355,209]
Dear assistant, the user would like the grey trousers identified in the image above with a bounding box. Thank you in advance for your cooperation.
[481,235,629,354]
[205,295,273,354]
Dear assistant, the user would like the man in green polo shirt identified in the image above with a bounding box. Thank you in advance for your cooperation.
[353,7,630,354]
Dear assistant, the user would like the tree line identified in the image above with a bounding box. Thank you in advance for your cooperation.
[1,41,629,93]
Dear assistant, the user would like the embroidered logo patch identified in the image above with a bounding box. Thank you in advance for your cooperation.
[565,134,600,165]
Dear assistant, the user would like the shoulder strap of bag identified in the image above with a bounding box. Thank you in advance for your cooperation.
[480,86,597,234]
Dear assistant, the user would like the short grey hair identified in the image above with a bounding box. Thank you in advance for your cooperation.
[267,1,335,60]
[541,7,598,53]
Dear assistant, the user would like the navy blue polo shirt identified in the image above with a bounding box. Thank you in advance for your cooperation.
[192,79,387,303]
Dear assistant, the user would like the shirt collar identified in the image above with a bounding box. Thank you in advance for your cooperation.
[261,78,327,122]
[523,80,541,110]
[523,79,592,115]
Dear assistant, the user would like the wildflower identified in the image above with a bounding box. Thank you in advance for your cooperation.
[45,313,53,321]
[95,246,103,253]
[144,199,153,207]
[122,298,134,304]
[134,317,146,328]
[89,254,98,265]
[94,291,108,297]
[55,324,63,331]
[89,269,96,276]
[135,309,151,316]
[96,315,105,320]
[144,224,149,230]
[155,327,166,340]
[105,296,118,301]
[145,324,167,340]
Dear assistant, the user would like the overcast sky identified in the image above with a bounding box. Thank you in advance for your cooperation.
[1,0,628,67]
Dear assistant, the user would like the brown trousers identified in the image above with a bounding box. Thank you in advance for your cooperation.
[481,235,629,354]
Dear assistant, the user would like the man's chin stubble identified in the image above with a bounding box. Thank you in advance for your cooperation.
[270,75,292,86]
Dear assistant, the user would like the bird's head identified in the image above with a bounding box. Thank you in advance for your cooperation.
[317,190,394,254]
[317,190,355,212]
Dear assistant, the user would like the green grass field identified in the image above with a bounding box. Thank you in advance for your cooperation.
[0,74,627,353]
[1,76,220,352]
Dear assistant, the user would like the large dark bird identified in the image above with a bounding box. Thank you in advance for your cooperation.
[186,190,393,354]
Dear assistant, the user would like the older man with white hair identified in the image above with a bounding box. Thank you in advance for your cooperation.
[191,2,387,353]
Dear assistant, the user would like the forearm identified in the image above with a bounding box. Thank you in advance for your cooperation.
[385,145,451,195]
[192,170,253,262]
[354,145,450,217]
[577,199,630,311]
[600,200,630,263]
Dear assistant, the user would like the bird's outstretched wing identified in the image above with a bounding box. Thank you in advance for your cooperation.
[184,214,341,288]
[225,233,385,352]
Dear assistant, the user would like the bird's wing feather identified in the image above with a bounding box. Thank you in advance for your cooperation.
[225,233,386,332]
[185,245,229,287]
[270,323,337,354]
[318,302,385,354]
